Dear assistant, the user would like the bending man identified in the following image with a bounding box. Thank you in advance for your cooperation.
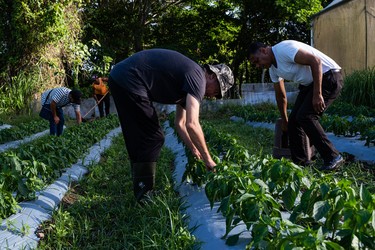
[248,40,344,171]
[40,87,82,136]
[109,49,234,202]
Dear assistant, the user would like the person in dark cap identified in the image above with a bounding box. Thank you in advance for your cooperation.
[40,87,82,136]
[109,48,234,202]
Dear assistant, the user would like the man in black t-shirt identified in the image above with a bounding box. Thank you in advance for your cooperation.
[109,49,234,202]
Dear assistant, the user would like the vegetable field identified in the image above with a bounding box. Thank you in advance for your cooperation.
[1,102,375,249]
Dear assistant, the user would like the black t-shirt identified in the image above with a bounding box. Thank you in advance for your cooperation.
[109,49,206,106]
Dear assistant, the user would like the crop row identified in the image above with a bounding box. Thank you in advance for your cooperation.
[324,101,375,118]
[321,114,375,146]
[170,115,375,249]
[0,120,49,145]
[231,104,375,146]
[0,115,120,219]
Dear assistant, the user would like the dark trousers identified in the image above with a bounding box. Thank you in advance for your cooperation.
[108,77,165,163]
[96,93,110,117]
[288,71,343,164]
[49,107,64,136]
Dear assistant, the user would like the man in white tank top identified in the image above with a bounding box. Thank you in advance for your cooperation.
[248,40,344,171]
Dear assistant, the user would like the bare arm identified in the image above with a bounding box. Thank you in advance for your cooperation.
[294,49,324,113]
[184,94,216,170]
[274,79,288,131]
[75,110,82,124]
[50,101,60,125]
[175,104,201,159]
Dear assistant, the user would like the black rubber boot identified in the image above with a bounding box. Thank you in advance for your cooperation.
[132,162,156,203]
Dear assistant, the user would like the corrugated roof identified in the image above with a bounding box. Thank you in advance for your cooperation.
[325,0,344,9]
[312,0,351,17]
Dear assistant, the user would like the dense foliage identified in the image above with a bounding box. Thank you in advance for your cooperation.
[340,67,375,109]
[0,0,329,113]
[0,0,84,114]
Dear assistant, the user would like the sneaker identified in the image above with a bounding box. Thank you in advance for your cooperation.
[320,155,344,171]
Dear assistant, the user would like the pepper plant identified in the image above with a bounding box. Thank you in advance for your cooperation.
[173,119,375,248]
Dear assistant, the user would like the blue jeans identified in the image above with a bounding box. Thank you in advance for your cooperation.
[49,108,64,136]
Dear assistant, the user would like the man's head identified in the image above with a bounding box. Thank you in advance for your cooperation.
[204,64,234,99]
[248,42,274,69]
[69,89,82,104]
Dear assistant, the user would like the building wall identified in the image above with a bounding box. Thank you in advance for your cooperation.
[312,0,375,76]
[366,0,375,69]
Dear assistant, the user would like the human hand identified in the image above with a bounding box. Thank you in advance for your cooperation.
[192,148,202,160]
[205,160,216,172]
[313,94,326,113]
[281,119,288,132]
[54,116,60,125]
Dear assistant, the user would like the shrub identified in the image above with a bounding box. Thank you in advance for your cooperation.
[341,67,375,108]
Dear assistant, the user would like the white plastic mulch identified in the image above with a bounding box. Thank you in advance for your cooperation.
[1,115,374,250]
[0,129,50,153]
[0,124,12,131]
[0,127,122,249]
[163,122,252,249]
[230,116,375,164]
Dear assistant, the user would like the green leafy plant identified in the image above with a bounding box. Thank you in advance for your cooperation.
[363,126,375,146]
[0,186,19,219]
[341,67,375,108]
[172,116,375,248]
[0,69,39,114]
[0,119,49,144]
[0,115,120,219]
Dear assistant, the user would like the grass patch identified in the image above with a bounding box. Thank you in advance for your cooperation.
[341,67,375,108]
[0,113,41,126]
[38,135,199,250]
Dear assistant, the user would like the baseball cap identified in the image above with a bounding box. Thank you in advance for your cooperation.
[70,89,82,104]
[207,64,234,98]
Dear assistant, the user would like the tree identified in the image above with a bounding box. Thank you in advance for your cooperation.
[81,0,187,63]
[153,0,324,93]
[81,0,327,86]
[231,0,323,85]
[0,0,84,114]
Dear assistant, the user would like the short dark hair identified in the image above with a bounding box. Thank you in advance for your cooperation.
[70,89,82,104]
[203,64,213,74]
[248,42,268,56]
